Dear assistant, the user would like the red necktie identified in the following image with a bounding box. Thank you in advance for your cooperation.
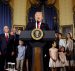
[38,22,40,29]
[5,34,8,42]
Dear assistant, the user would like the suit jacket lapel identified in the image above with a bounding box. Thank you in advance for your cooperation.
[4,33,10,43]
[40,23,43,29]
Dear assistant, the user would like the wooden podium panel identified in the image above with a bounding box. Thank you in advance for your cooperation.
[32,47,43,71]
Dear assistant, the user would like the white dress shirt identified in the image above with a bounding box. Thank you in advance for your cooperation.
[59,39,66,48]
[5,33,9,38]
[36,21,41,29]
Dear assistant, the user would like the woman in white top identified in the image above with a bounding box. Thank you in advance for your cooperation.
[49,41,60,71]
[59,33,66,49]
[66,33,73,66]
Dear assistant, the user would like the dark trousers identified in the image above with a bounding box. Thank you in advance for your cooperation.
[43,57,49,71]
[0,54,15,71]
[0,55,6,71]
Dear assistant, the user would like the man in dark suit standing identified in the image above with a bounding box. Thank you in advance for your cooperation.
[10,28,19,63]
[26,11,49,30]
[0,26,14,71]
[25,11,49,71]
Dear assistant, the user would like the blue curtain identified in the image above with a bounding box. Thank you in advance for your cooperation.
[0,2,12,34]
[28,5,59,32]
[44,5,59,32]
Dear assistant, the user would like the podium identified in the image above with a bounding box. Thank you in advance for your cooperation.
[20,30,55,71]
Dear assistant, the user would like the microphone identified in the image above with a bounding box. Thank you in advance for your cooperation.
[35,20,38,29]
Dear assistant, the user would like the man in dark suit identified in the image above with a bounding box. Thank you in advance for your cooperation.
[10,28,19,63]
[0,26,14,71]
[26,11,49,30]
[25,11,49,71]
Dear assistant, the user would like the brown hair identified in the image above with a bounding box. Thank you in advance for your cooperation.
[67,33,72,39]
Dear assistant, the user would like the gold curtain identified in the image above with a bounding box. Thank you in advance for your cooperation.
[29,0,56,5]
[29,0,40,5]
[45,0,56,5]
